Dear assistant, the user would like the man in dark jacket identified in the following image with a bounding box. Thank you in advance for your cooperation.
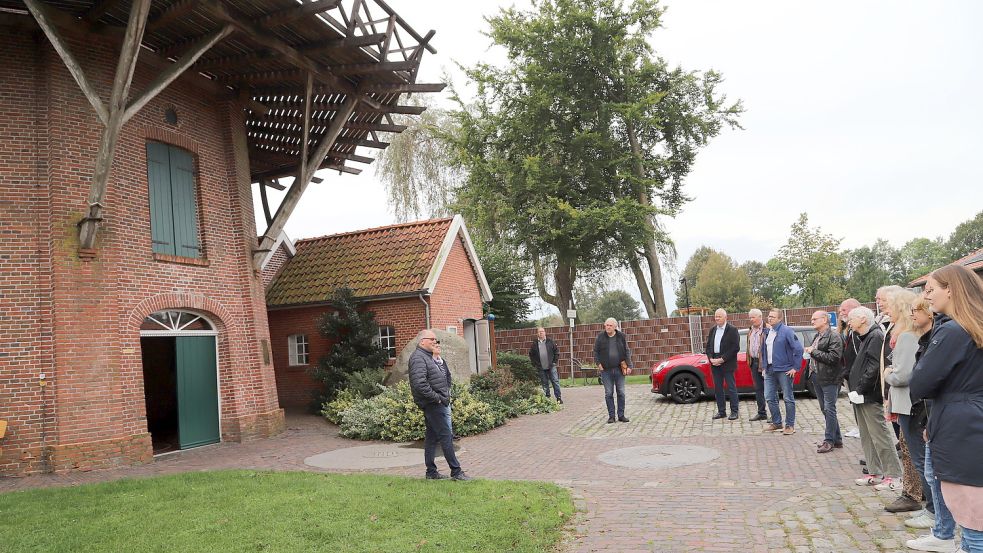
[593,318,632,424]
[705,308,740,420]
[529,327,562,403]
[847,306,901,486]
[805,311,844,453]
[408,330,470,481]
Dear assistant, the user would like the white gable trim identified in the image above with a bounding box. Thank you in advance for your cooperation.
[260,230,296,270]
[422,214,494,302]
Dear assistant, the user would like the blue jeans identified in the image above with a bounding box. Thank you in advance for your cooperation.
[899,414,932,512]
[925,442,956,540]
[711,365,739,415]
[423,402,461,477]
[600,368,626,418]
[813,378,842,444]
[962,527,983,553]
[540,367,561,399]
[764,369,796,427]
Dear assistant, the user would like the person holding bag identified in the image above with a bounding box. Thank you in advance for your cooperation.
[593,317,633,424]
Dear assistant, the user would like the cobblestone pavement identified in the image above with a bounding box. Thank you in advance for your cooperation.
[1,385,926,552]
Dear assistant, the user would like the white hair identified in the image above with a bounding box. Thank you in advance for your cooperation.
[604,317,619,326]
[848,306,876,328]
[748,308,762,318]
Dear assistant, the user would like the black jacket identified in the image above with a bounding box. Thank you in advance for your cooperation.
[593,330,632,371]
[810,328,844,386]
[408,346,450,408]
[910,317,983,486]
[841,329,862,382]
[705,323,740,372]
[847,325,885,404]
[529,338,560,371]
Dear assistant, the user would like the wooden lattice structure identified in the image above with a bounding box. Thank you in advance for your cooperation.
[0,0,441,265]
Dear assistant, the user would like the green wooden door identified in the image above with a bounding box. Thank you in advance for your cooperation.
[176,336,220,449]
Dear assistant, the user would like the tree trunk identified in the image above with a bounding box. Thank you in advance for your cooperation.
[626,120,669,317]
[628,254,657,318]
[553,260,577,322]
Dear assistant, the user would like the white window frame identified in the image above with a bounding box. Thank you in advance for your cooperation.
[288,334,309,366]
[378,325,396,359]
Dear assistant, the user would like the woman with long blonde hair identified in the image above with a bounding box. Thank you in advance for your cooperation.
[910,264,983,553]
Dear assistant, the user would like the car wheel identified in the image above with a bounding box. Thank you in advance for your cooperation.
[803,375,817,398]
[668,373,702,404]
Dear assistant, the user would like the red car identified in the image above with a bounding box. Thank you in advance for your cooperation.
[650,326,817,404]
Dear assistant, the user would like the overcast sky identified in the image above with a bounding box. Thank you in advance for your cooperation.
[256,0,983,314]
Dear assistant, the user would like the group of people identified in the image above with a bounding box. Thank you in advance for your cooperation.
[406,264,983,552]
[706,265,982,552]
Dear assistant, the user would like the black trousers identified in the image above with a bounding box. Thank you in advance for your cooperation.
[711,365,739,415]
[749,357,766,416]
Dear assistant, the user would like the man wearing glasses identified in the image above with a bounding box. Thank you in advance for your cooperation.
[761,309,804,435]
[408,331,471,480]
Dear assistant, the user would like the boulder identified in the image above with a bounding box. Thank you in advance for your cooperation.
[389,329,475,384]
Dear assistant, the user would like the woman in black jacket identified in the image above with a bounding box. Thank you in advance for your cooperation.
[910,264,983,552]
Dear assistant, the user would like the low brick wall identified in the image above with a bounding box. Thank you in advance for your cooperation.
[496,303,874,378]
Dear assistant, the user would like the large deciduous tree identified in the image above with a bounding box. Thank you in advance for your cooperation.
[448,0,741,319]
[689,251,753,313]
[946,210,983,260]
[775,213,846,307]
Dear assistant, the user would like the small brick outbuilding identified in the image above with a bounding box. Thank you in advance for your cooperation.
[263,215,493,409]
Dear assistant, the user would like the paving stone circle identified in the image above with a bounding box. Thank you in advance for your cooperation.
[597,444,721,469]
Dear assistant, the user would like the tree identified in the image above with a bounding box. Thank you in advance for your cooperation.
[580,290,642,324]
[843,239,896,302]
[895,237,950,283]
[675,245,716,310]
[740,260,785,308]
[774,213,845,307]
[946,210,983,259]
[689,251,753,313]
[310,288,390,403]
[449,0,741,320]
[476,240,534,329]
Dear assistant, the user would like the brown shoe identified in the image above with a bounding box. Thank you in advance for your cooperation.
[782,426,796,435]
[817,441,834,453]
[762,423,781,432]
[884,494,921,513]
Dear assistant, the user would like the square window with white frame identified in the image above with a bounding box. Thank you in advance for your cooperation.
[378,325,396,359]
[288,334,309,366]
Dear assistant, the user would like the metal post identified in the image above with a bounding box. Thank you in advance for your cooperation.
[679,276,691,314]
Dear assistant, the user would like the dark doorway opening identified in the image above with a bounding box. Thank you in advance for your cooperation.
[141,337,179,454]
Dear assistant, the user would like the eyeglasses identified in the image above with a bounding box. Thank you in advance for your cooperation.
[422,337,440,344]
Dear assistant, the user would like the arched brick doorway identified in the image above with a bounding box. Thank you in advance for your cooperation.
[140,310,220,454]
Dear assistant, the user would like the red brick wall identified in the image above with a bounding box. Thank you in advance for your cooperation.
[0,32,283,475]
[268,297,429,409]
[429,237,484,334]
[496,303,874,377]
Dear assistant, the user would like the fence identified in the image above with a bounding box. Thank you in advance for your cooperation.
[495,303,875,380]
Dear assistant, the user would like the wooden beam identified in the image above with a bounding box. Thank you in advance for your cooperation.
[194,51,275,73]
[146,0,198,33]
[334,137,389,149]
[238,88,272,115]
[360,82,446,94]
[260,100,425,115]
[258,0,342,27]
[197,0,356,95]
[330,60,418,75]
[82,0,120,24]
[123,25,234,122]
[79,0,152,250]
[298,33,386,53]
[298,72,314,191]
[254,95,359,266]
[345,121,407,133]
[259,179,274,226]
[23,0,109,126]
[252,160,360,183]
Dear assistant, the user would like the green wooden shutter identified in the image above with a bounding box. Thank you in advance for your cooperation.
[146,142,175,255]
[168,147,201,258]
[176,336,220,449]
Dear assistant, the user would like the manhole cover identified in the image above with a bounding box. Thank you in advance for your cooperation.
[598,445,720,469]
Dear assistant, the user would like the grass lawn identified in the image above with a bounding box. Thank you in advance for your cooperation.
[560,374,651,387]
[0,470,574,553]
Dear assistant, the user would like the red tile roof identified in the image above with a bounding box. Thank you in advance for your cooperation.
[266,218,455,307]
[908,247,983,286]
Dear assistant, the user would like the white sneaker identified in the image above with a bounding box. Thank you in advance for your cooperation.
[856,474,883,486]
[874,477,902,491]
[905,534,955,552]
[904,512,936,529]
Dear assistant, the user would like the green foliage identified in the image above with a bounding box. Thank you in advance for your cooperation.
[689,251,753,313]
[376,383,426,441]
[676,245,717,308]
[896,237,951,283]
[946,210,983,259]
[495,351,539,382]
[774,213,846,307]
[343,367,387,399]
[449,384,499,436]
[475,239,533,329]
[843,239,896,302]
[310,288,390,404]
[578,287,642,324]
[448,0,741,317]
[320,388,362,425]
[0,470,574,553]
